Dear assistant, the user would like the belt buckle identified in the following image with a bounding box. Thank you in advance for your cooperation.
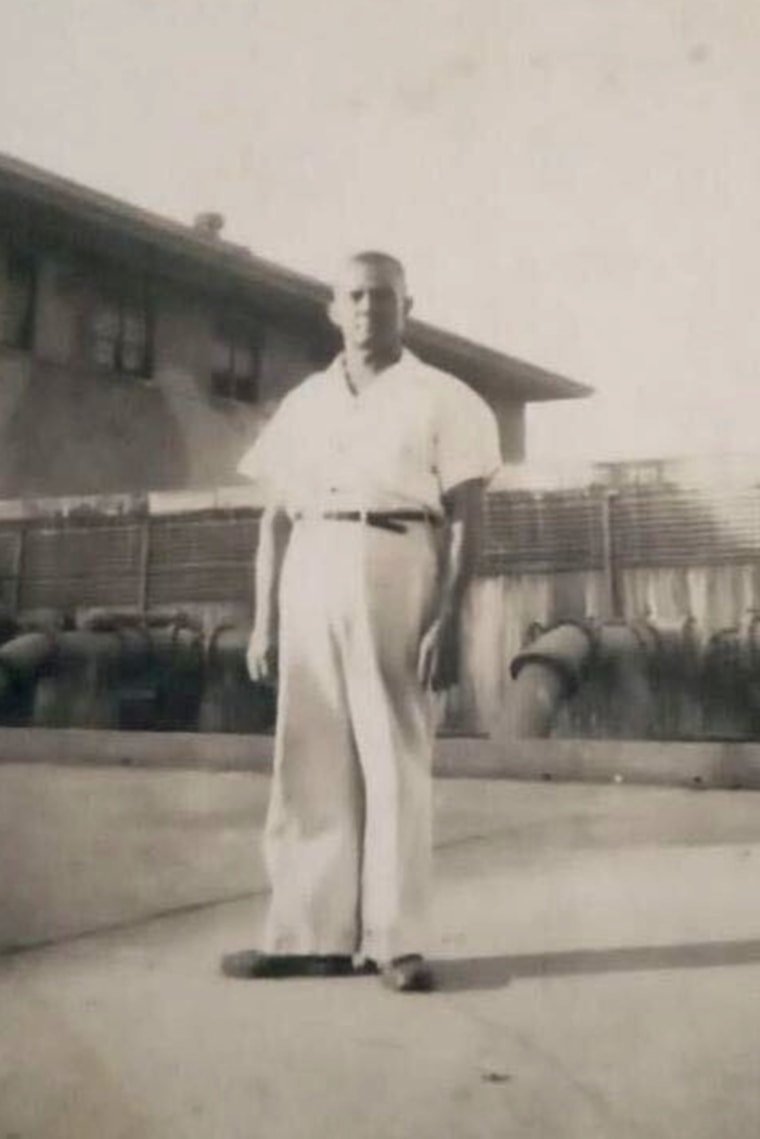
[369,510,407,534]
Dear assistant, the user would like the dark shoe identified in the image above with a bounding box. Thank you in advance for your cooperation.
[220,950,356,979]
[380,954,435,993]
[352,956,380,976]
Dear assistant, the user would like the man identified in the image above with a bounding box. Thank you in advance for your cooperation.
[222,251,501,991]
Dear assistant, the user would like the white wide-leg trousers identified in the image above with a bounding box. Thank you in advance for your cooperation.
[262,518,439,963]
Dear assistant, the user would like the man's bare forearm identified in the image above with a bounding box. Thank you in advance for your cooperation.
[435,479,484,625]
[418,478,485,690]
[254,506,293,638]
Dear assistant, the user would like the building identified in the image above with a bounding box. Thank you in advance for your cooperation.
[0,151,589,500]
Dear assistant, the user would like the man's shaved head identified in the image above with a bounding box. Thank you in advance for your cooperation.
[337,250,407,290]
[329,250,413,361]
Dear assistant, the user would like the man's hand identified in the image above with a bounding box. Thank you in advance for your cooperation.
[417,616,460,692]
[246,627,278,685]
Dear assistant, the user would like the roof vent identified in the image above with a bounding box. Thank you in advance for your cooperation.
[192,211,225,240]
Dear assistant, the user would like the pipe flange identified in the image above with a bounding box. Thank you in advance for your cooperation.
[206,622,239,668]
[510,619,597,693]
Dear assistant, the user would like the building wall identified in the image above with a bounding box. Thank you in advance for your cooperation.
[487,393,525,462]
[151,289,316,489]
[0,244,321,497]
[0,236,528,499]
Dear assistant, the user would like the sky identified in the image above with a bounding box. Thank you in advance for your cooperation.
[1,0,759,466]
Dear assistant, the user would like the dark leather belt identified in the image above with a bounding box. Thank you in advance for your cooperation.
[295,510,441,534]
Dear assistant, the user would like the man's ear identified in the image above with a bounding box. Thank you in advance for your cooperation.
[327,294,341,329]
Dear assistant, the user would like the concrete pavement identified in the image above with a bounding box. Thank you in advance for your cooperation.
[3,779,760,1137]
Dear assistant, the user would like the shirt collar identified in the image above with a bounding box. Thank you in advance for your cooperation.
[332,348,414,397]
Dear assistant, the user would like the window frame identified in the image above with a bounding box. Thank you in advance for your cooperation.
[0,246,37,352]
[87,282,154,381]
[210,316,263,405]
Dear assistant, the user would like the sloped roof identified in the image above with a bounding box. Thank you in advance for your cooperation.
[0,150,591,403]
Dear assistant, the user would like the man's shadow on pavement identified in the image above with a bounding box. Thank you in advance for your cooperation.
[435,937,760,992]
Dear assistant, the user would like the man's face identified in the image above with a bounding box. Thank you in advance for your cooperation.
[329,258,412,355]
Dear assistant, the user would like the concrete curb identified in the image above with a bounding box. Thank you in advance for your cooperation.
[1,727,760,789]
[434,737,760,789]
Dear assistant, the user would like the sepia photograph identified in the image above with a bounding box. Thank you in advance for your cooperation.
[1,2,759,1136]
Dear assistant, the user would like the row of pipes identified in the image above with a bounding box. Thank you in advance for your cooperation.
[0,605,758,740]
[0,609,275,733]
[508,614,760,740]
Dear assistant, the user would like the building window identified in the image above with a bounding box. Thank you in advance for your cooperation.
[211,320,261,403]
[0,249,36,350]
[89,293,152,377]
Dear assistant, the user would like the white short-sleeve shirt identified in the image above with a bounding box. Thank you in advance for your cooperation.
[237,349,502,517]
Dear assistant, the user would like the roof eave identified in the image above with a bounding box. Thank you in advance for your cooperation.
[0,150,591,403]
[407,319,592,403]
